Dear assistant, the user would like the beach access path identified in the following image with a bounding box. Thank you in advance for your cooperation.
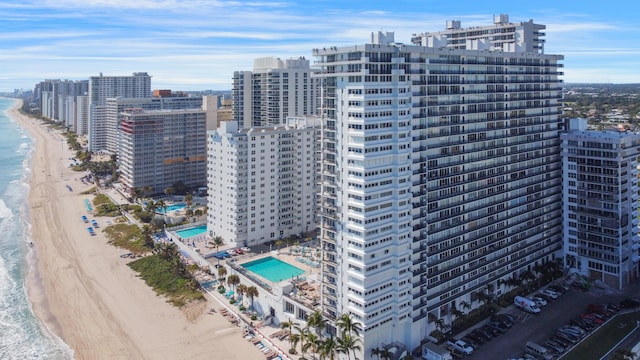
[13,101,265,360]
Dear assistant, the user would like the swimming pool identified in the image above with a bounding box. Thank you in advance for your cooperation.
[175,225,207,238]
[156,203,187,214]
[241,256,305,283]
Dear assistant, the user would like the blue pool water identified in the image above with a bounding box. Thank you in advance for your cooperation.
[175,225,207,238]
[156,203,186,214]
[241,256,305,283]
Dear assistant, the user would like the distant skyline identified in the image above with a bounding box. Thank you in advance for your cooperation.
[2,0,640,92]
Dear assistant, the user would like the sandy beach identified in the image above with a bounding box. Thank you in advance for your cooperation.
[10,100,265,360]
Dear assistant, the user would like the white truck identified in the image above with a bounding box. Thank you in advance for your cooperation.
[422,342,453,360]
[446,339,474,355]
[514,295,541,314]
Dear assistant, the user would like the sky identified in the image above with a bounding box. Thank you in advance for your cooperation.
[1,0,640,92]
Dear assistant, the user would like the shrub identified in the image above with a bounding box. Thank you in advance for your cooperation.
[250,315,257,321]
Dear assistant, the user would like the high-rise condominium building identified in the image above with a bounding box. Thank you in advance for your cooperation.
[561,118,640,290]
[232,57,319,128]
[207,118,320,247]
[314,18,563,356]
[108,93,203,155]
[411,14,546,53]
[118,108,207,195]
[88,72,151,152]
[37,79,88,128]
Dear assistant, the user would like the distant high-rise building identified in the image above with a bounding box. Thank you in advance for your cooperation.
[561,118,640,290]
[232,57,319,128]
[88,72,151,152]
[206,118,320,247]
[118,107,207,195]
[411,14,546,53]
[36,79,88,126]
[313,16,563,357]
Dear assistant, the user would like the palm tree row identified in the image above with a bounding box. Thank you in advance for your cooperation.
[279,311,362,360]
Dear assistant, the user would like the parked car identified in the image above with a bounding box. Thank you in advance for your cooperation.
[446,339,474,355]
[491,314,514,327]
[545,340,565,354]
[481,324,500,337]
[531,296,548,307]
[550,335,571,348]
[606,303,621,313]
[541,289,559,299]
[549,284,568,293]
[466,332,487,345]
[555,331,578,344]
[537,293,552,302]
[580,313,604,324]
[470,329,491,342]
[488,321,508,334]
[620,298,640,309]
[461,336,480,349]
[474,328,494,340]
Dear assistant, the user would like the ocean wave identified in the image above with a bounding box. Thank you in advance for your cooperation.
[0,200,14,220]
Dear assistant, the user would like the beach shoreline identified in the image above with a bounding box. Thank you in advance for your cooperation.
[10,99,265,360]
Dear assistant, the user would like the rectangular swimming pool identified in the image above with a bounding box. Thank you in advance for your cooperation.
[241,256,305,283]
[175,225,207,238]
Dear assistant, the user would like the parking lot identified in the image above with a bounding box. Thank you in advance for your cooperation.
[460,281,640,359]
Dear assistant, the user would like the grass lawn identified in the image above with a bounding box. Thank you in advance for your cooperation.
[103,223,148,254]
[561,310,640,360]
[93,193,121,216]
[128,255,204,307]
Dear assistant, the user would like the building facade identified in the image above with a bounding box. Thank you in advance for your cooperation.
[232,57,319,128]
[118,108,207,195]
[313,25,563,356]
[411,14,546,53]
[561,118,640,290]
[207,118,320,247]
[109,93,203,155]
[88,72,151,152]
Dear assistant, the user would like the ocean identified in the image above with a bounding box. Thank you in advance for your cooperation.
[0,98,73,359]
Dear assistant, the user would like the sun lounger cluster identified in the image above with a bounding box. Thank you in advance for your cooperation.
[269,329,290,341]
[296,257,320,268]
[244,333,281,359]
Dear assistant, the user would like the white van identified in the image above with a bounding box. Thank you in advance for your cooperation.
[525,341,554,360]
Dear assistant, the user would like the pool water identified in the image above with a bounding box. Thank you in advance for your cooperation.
[241,256,305,283]
[157,203,187,214]
[175,225,207,238]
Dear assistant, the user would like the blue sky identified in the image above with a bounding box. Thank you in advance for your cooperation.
[1,0,639,92]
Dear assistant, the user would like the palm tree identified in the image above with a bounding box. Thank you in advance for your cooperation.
[294,324,310,359]
[336,313,360,336]
[185,208,194,222]
[164,187,175,200]
[184,194,193,209]
[142,185,153,199]
[460,300,471,315]
[194,208,203,220]
[289,333,301,355]
[434,318,448,333]
[303,332,320,360]
[236,284,247,307]
[371,347,381,360]
[281,319,297,352]
[319,335,338,360]
[217,266,227,284]
[246,286,259,310]
[141,224,154,249]
[227,274,240,297]
[307,310,326,337]
[146,200,157,214]
[336,333,362,360]
[156,199,167,222]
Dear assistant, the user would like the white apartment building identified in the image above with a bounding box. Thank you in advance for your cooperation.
[411,14,546,53]
[232,57,319,128]
[75,95,90,136]
[207,117,320,247]
[109,94,203,155]
[118,108,207,195]
[561,118,640,290]
[313,24,563,356]
[88,72,151,153]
